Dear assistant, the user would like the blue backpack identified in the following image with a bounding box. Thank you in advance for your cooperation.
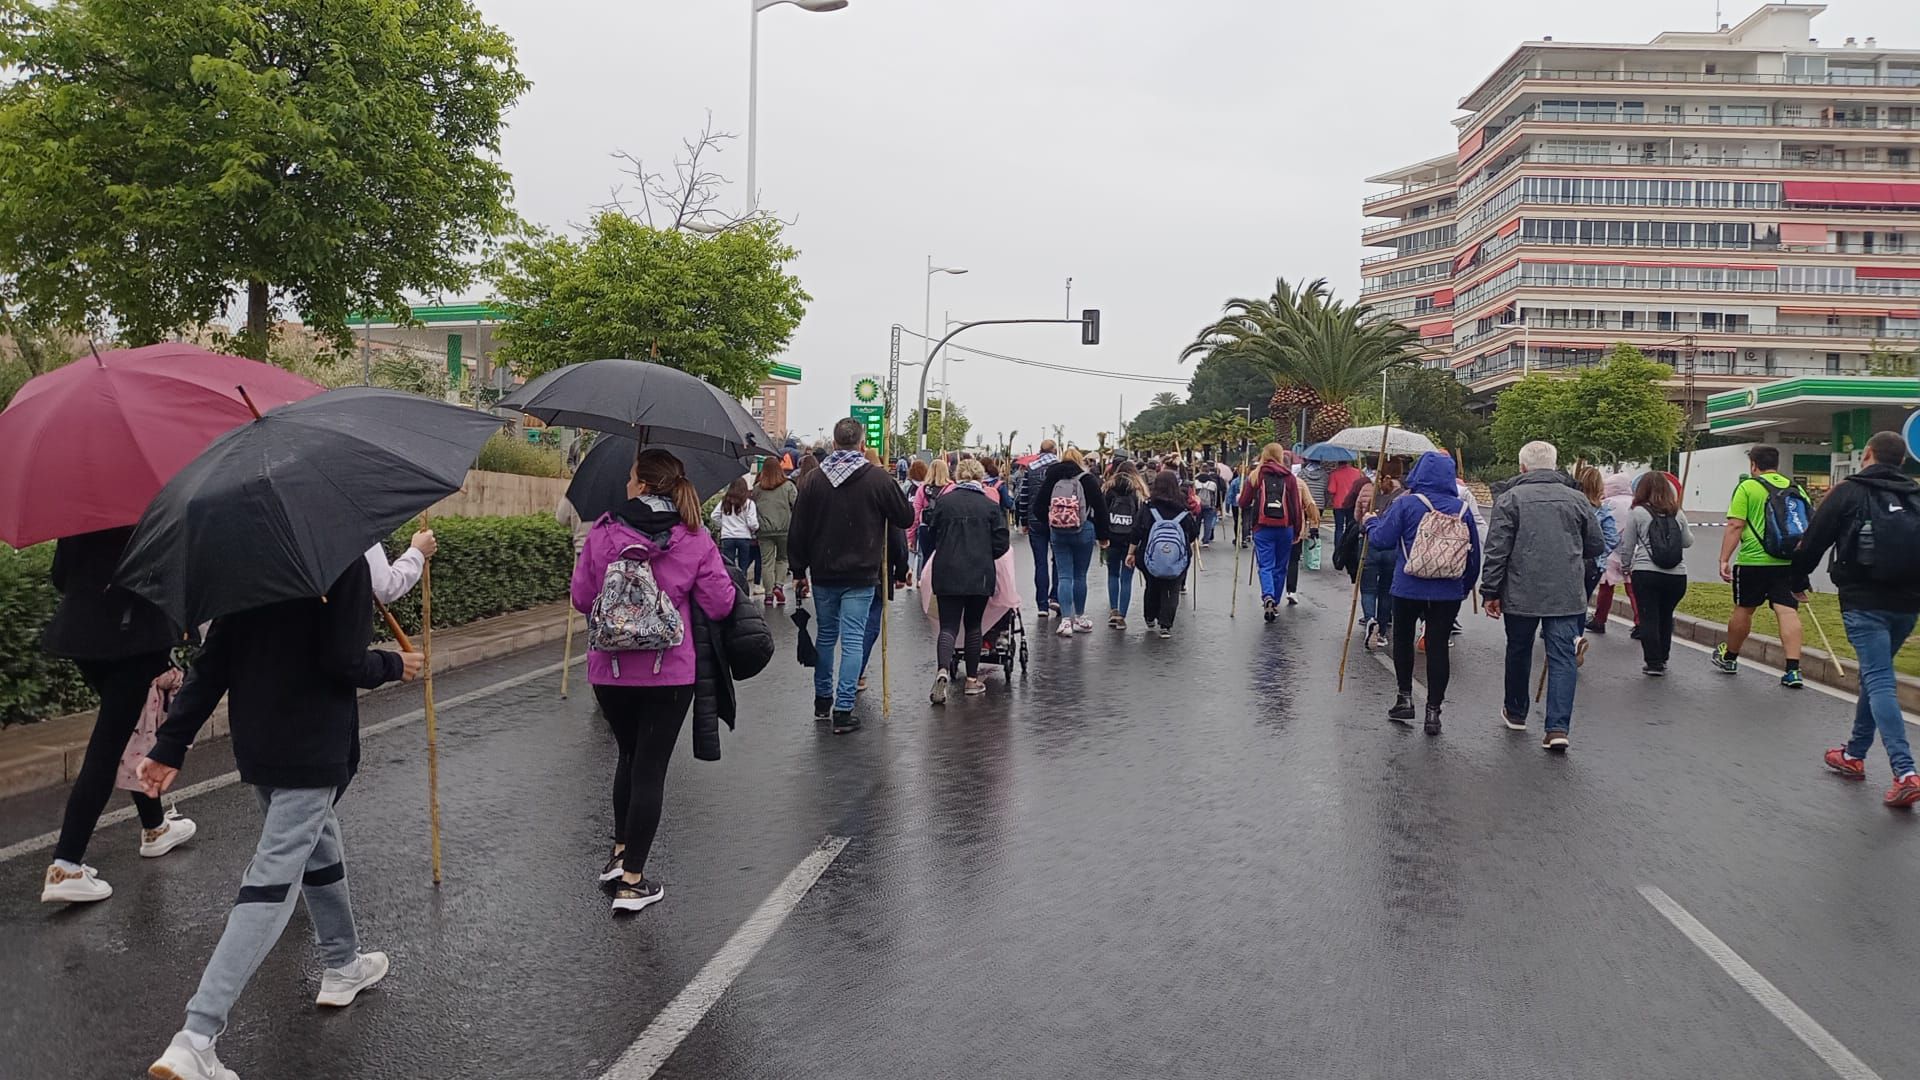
[1742,475,1812,560]
[1141,508,1192,578]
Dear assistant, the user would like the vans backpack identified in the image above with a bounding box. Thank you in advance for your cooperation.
[1048,476,1087,530]
[589,543,685,667]
[1400,494,1472,579]
[1106,488,1139,533]
[1141,509,1192,578]
[1743,476,1812,560]
[1645,511,1686,570]
[1838,486,1920,583]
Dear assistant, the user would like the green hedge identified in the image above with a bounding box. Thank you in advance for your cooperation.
[0,544,97,726]
[378,513,574,638]
[0,513,574,726]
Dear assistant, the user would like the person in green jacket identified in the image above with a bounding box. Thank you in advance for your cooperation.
[751,456,799,606]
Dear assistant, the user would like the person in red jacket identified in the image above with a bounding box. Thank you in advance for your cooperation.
[1237,443,1304,622]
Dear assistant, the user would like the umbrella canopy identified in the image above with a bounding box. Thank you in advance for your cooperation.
[0,343,323,547]
[1300,442,1360,463]
[498,359,775,457]
[1322,425,1439,457]
[564,434,747,522]
[117,387,504,628]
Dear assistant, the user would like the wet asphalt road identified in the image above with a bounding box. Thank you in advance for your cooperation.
[1,540,1914,1080]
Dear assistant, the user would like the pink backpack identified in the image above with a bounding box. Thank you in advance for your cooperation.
[1400,494,1471,579]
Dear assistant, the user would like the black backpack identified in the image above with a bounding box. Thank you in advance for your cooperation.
[1837,485,1920,583]
[1645,511,1685,570]
[1106,488,1140,533]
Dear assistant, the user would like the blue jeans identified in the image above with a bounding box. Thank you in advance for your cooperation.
[859,587,885,678]
[1027,528,1057,612]
[1361,548,1396,625]
[1842,609,1918,776]
[1201,508,1217,545]
[811,584,875,711]
[1107,544,1135,615]
[1051,522,1097,618]
[1251,525,1294,602]
[1503,613,1583,731]
[720,538,754,575]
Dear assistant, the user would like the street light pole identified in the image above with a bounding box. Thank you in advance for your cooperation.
[746,0,848,214]
[919,256,968,451]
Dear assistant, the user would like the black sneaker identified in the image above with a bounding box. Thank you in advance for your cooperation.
[1629,625,1644,641]
[1263,597,1277,623]
[598,852,625,887]
[1584,620,1606,635]
[1501,709,1526,731]
[610,877,664,914]
[1643,663,1666,677]
[831,709,861,734]
[813,696,831,720]
[1388,693,1415,722]
[1423,704,1442,736]
[1543,730,1570,752]
[1709,643,1739,673]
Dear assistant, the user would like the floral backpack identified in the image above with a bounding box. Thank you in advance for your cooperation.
[590,541,685,666]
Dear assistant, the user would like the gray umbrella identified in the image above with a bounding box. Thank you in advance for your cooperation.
[498,359,775,457]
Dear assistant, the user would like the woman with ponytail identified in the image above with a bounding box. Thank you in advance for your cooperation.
[571,448,736,915]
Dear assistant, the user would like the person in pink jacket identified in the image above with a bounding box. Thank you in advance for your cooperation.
[571,448,736,915]
[1589,471,1638,634]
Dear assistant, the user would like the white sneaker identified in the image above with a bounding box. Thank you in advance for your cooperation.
[140,810,198,858]
[1285,593,1299,606]
[316,951,390,1007]
[1055,620,1076,638]
[41,863,111,903]
[148,1032,238,1080]
[1072,616,1095,632]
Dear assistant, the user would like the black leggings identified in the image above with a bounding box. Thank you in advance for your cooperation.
[937,594,990,678]
[595,684,695,876]
[1287,540,1305,594]
[1143,574,1181,629]
[1631,571,1688,668]
[54,653,171,864]
[1392,597,1463,706]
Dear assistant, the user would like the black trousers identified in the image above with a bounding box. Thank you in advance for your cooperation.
[937,594,990,677]
[1143,574,1182,629]
[1392,597,1463,706]
[595,684,696,876]
[54,653,172,864]
[1287,541,1304,594]
[1630,571,1688,668]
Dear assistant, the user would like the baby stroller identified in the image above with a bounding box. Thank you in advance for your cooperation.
[951,607,1028,689]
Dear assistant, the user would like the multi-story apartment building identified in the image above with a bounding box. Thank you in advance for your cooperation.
[1363,4,1920,411]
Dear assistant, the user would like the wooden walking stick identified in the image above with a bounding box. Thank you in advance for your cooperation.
[1338,426,1394,692]
[1535,655,1548,703]
[420,535,443,886]
[1803,603,1842,682]
[560,606,576,699]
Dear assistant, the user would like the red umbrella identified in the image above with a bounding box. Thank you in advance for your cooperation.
[0,343,323,546]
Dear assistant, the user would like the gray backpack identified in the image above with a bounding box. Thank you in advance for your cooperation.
[589,543,684,672]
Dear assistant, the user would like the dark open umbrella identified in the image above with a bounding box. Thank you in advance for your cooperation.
[564,433,746,522]
[498,359,775,455]
[116,387,504,628]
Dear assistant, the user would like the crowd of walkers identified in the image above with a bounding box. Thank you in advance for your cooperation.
[29,405,1920,1078]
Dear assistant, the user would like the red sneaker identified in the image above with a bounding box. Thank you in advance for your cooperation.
[1885,774,1920,808]
[1824,748,1866,780]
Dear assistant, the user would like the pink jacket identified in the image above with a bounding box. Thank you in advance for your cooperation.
[571,516,736,687]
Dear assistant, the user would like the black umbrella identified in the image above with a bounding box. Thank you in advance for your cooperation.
[498,359,775,456]
[116,387,504,628]
[564,434,747,522]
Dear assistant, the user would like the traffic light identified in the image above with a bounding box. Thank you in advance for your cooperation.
[1081,308,1100,346]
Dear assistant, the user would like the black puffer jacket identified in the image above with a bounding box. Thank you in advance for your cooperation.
[690,565,775,761]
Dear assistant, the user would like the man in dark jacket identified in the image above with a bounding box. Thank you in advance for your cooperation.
[139,560,421,1080]
[1791,430,1920,807]
[788,418,914,732]
[1481,440,1603,751]
[1018,440,1061,617]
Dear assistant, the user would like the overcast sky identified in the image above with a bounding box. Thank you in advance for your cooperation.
[476,0,1910,450]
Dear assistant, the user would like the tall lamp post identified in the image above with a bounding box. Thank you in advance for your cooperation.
[921,256,968,451]
[747,0,848,213]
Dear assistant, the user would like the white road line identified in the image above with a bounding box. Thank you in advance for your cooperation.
[0,655,584,865]
[1368,646,1426,695]
[598,836,851,1080]
[1638,885,1885,1080]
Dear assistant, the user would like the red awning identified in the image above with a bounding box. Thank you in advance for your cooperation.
[1858,266,1920,280]
[1431,288,1455,306]
[1453,241,1485,273]
[1418,319,1453,338]
[1457,129,1485,165]
[1778,222,1829,244]
[1783,181,1920,206]
[1496,218,1521,238]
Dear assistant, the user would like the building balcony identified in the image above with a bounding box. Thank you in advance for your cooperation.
[1361,177,1455,209]
[1459,149,1920,205]
[1464,67,1920,118]
[1453,351,1883,393]
[1454,270,1920,321]
[1361,212,1457,244]
[1360,244,1454,269]
[1455,319,1920,353]
[1473,110,1920,164]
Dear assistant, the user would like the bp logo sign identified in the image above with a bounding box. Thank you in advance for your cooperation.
[853,376,882,404]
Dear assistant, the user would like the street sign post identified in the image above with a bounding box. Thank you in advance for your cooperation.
[851,372,886,451]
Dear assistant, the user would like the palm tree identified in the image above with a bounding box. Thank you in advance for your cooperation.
[1149,391,1182,409]
[1181,277,1419,444]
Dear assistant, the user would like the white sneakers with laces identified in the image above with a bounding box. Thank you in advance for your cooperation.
[147,1032,238,1080]
[140,810,198,858]
[1055,620,1076,638]
[41,862,112,903]
[316,950,390,1007]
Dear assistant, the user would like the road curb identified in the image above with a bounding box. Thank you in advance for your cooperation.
[1668,610,1920,710]
[0,600,574,802]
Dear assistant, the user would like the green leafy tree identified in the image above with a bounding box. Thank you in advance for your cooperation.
[1569,343,1685,466]
[1185,351,1279,421]
[0,0,529,357]
[0,325,83,408]
[1489,373,1578,464]
[491,214,808,399]
[903,398,971,451]
[1866,343,1920,376]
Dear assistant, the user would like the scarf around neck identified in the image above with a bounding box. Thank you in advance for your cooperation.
[822,449,868,487]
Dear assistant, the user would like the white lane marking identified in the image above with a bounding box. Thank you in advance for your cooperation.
[598,836,851,1079]
[1607,613,1920,728]
[1368,646,1426,695]
[1639,885,1885,1080]
[0,655,585,865]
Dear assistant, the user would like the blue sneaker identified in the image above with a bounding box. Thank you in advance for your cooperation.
[1710,644,1739,673]
[1781,669,1805,690]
